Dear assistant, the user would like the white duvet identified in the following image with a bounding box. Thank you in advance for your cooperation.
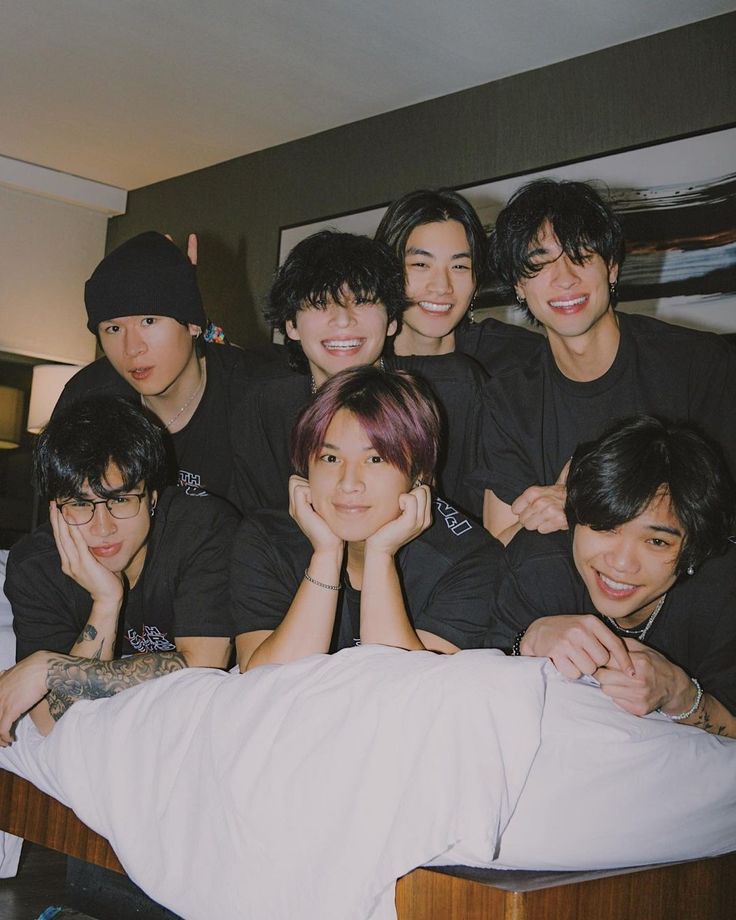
[1,646,735,919]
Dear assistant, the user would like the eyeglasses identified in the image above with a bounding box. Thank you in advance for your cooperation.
[56,493,146,526]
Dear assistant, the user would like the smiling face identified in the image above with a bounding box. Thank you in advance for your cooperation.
[515,222,619,346]
[98,315,201,397]
[397,220,475,354]
[58,464,154,580]
[285,289,396,387]
[572,490,684,629]
[307,409,412,544]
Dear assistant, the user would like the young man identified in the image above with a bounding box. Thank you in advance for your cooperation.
[475,179,736,544]
[229,230,487,518]
[488,415,736,738]
[0,395,238,743]
[56,231,281,505]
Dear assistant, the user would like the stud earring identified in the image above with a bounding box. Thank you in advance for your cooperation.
[687,564,695,576]
[515,294,527,308]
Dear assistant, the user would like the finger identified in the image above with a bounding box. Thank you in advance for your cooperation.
[556,459,571,485]
[187,233,198,266]
[510,490,534,515]
[50,504,74,571]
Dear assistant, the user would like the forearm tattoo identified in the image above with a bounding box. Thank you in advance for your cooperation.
[75,624,105,660]
[45,652,187,722]
[691,700,728,737]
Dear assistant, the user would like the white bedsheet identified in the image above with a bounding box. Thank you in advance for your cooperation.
[0,647,545,920]
[1,647,735,918]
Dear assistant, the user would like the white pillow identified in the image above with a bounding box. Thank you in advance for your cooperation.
[494,663,736,870]
[0,549,13,630]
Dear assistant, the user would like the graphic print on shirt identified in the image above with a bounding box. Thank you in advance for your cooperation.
[434,498,472,536]
[126,624,176,653]
[179,469,209,497]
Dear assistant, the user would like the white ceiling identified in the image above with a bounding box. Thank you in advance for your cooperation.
[1,1,733,191]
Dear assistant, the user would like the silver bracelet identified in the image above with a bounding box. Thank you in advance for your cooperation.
[659,677,703,721]
[303,569,341,592]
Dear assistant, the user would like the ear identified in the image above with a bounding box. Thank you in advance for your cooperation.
[608,263,619,284]
[150,490,158,510]
[187,324,202,338]
[514,280,527,301]
[387,318,398,337]
[285,319,301,342]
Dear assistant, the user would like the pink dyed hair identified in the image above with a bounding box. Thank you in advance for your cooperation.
[291,365,441,483]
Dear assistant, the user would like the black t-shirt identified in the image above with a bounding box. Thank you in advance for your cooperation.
[7,488,239,660]
[229,352,487,518]
[470,313,736,503]
[55,342,286,507]
[454,316,543,377]
[488,529,736,714]
[230,498,504,651]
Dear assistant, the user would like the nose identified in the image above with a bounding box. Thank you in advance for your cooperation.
[550,254,581,288]
[328,303,356,328]
[123,327,147,357]
[604,536,639,575]
[89,503,118,538]
[427,264,453,294]
[337,461,365,494]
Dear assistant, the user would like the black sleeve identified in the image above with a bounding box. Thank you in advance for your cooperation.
[6,539,87,661]
[466,377,542,505]
[486,531,586,650]
[169,500,241,638]
[410,541,502,651]
[696,603,736,716]
[229,516,304,635]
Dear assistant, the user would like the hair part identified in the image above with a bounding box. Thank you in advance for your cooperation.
[490,178,625,323]
[565,415,736,576]
[375,187,489,289]
[291,365,441,484]
[35,395,168,501]
[265,230,408,373]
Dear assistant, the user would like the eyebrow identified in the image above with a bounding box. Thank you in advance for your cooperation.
[320,442,375,452]
[405,246,471,260]
[646,523,684,537]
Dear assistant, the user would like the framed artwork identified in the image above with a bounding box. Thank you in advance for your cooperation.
[278,126,736,333]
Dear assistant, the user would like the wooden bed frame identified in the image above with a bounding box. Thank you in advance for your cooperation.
[2,767,735,920]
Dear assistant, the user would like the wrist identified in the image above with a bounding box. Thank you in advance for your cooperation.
[659,676,704,721]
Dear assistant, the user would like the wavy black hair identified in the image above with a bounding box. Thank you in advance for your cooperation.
[35,395,168,501]
[490,179,625,323]
[565,415,736,576]
[265,230,408,373]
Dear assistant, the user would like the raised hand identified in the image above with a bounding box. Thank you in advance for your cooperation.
[288,475,344,556]
[49,503,125,606]
[365,484,432,558]
[511,460,570,535]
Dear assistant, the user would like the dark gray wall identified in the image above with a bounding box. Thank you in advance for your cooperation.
[109,12,736,347]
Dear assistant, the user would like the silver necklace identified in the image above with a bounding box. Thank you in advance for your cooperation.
[142,361,207,430]
[604,593,667,642]
[310,356,385,395]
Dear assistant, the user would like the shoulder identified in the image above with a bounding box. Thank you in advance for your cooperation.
[621,312,732,355]
[232,509,307,562]
[58,358,135,406]
[153,487,241,531]
[412,497,497,563]
[204,341,289,378]
[7,527,59,574]
[456,317,543,368]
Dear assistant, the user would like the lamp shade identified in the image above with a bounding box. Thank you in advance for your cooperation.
[0,386,24,448]
[27,364,85,434]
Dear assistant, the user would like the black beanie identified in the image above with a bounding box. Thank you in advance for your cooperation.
[85,231,206,333]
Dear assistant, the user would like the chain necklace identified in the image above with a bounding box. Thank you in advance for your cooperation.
[310,357,386,395]
[142,360,207,430]
[603,592,667,642]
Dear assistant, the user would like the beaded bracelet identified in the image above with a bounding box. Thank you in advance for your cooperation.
[511,628,527,657]
[303,569,341,592]
[659,677,703,721]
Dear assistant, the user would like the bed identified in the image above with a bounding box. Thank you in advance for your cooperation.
[1,558,735,919]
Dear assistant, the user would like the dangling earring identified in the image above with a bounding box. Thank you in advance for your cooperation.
[609,281,618,301]
[687,564,695,576]
[515,294,527,308]
[468,295,476,325]
[150,502,157,519]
